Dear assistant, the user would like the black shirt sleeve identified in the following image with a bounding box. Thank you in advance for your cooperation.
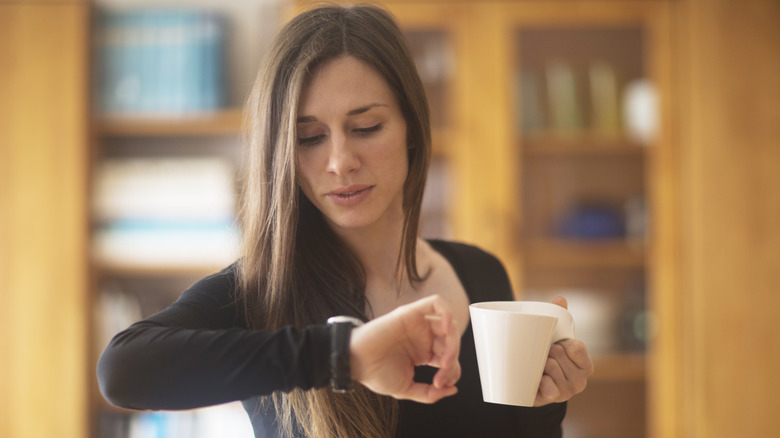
[96,265,331,411]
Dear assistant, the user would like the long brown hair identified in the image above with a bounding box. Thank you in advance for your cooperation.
[237,4,432,437]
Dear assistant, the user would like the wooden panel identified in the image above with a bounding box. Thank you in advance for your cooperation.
[639,4,680,438]
[674,0,780,437]
[0,4,89,438]
[454,4,519,283]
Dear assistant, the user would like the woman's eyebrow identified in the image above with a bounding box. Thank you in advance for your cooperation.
[296,103,389,123]
[346,103,388,116]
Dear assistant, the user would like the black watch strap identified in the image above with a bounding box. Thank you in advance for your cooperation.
[327,316,363,393]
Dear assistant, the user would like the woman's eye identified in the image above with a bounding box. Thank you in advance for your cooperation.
[298,134,325,146]
[354,124,382,136]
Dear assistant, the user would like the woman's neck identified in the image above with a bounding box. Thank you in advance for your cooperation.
[338,226,433,318]
[336,219,406,287]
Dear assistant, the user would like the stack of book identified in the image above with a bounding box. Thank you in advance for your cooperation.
[94,8,226,117]
[92,157,239,269]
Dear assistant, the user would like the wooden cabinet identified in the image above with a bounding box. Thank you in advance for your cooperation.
[508,7,671,438]
[0,2,90,438]
[668,1,780,437]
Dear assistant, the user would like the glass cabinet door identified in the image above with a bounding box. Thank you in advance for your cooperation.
[510,11,662,438]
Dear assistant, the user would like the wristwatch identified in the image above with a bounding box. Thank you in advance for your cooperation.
[327,315,364,392]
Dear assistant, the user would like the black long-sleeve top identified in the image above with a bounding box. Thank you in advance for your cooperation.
[98,240,565,437]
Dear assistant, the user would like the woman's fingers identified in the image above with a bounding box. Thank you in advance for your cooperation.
[533,297,594,406]
[353,294,462,402]
[400,380,459,404]
[433,357,461,389]
[536,374,560,405]
[401,295,460,368]
[558,339,594,374]
[535,340,594,405]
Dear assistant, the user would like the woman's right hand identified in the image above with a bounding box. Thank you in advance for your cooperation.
[349,295,461,404]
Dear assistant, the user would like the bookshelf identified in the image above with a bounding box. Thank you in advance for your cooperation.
[523,132,648,155]
[87,2,269,437]
[91,125,249,437]
[508,8,666,437]
[523,238,645,269]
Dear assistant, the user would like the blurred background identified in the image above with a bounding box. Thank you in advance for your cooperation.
[1,0,778,437]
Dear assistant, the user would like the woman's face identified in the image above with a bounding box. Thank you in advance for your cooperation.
[296,55,409,234]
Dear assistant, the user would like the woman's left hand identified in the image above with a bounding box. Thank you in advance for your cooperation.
[535,297,595,406]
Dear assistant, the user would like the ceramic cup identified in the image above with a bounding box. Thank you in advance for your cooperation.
[469,301,575,407]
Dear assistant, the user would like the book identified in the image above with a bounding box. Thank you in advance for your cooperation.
[94,8,226,117]
[545,60,582,134]
[589,61,622,136]
[93,157,235,223]
[92,156,239,268]
[518,69,545,133]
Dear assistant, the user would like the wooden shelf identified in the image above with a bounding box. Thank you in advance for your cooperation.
[94,108,243,137]
[523,131,648,156]
[524,238,645,269]
[591,352,646,382]
[525,143,647,157]
[97,260,227,278]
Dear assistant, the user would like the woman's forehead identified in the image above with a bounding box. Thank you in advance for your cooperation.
[298,56,397,117]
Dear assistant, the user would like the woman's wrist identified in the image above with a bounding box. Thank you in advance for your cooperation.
[349,325,366,384]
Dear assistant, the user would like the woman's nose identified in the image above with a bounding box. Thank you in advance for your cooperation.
[327,135,361,175]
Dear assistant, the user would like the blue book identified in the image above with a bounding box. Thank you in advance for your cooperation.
[138,11,159,114]
[99,12,129,115]
[97,8,227,117]
[156,11,182,114]
[200,12,225,111]
[116,12,145,115]
[94,11,116,114]
[180,10,201,114]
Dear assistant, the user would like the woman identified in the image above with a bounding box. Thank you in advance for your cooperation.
[98,4,593,437]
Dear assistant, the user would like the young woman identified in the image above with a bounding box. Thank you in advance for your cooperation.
[98,5,593,437]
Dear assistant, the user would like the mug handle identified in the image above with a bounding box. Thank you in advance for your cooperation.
[552,317,575,343]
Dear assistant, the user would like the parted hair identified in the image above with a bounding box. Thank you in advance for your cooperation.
[237,4,432,437]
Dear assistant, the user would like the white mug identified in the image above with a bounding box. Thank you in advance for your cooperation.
[469,301,575,407]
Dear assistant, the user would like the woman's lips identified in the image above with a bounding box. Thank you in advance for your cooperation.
[326,185,373,207]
